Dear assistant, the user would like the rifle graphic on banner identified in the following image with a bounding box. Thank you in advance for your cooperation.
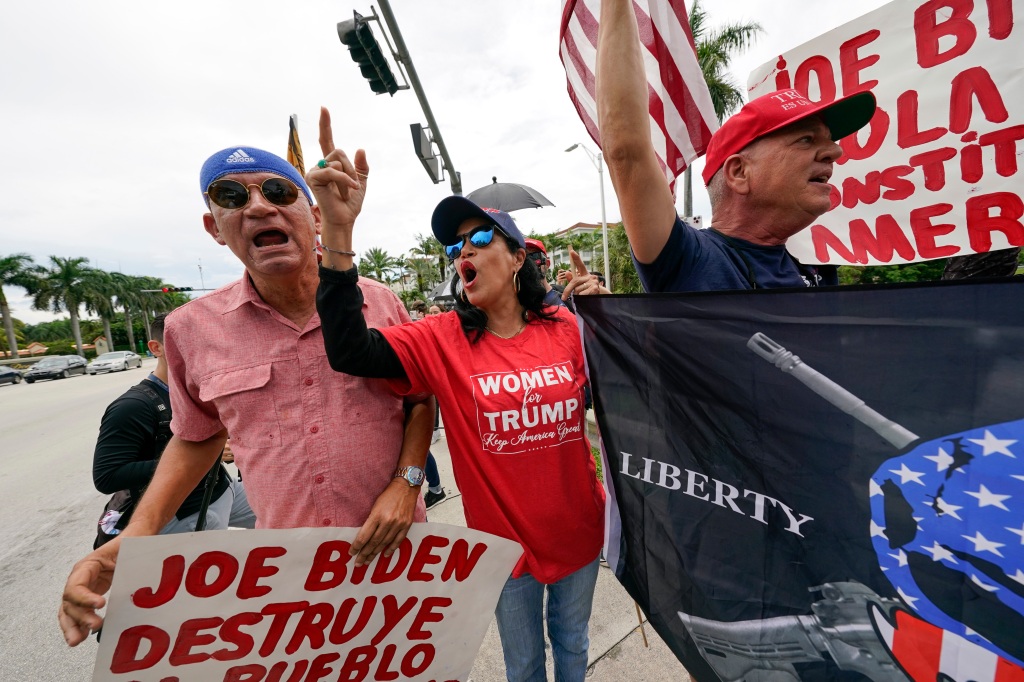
[670,334,1024,681]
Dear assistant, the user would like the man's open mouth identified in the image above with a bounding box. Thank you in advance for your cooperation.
[809,173,831,184]
[254,229,289,247]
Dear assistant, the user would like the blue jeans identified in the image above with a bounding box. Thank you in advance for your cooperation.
[494,557,600,682]
[425,452,441,489]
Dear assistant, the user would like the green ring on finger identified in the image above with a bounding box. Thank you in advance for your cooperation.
[317,159,328,169]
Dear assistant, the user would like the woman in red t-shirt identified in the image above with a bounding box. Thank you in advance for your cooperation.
[309,117,605,682]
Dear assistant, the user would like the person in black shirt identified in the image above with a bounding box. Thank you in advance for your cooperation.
[92,314,255,537]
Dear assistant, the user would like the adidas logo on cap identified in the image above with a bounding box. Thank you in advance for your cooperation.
[226,149,255,164]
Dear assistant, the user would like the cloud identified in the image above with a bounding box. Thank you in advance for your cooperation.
[1,0,887,323]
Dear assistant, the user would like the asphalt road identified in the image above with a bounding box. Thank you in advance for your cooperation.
[0,358,156,681]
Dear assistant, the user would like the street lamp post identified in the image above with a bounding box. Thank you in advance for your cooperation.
[565,143,611,292]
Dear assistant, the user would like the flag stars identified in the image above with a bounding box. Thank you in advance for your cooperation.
[968,430,1017,457]
[1011,569,1024,586]
[870,520,887,539]
[888,549,909,567]
[888,464,926,485]
[869,479,883,497]
[961,531,1005,557]
[896,587,919,608]
[921,541,958,564]
[964,484,1011,511]
[1006,522,1024,543]
[935,497,963,520]
[924,447,955,472]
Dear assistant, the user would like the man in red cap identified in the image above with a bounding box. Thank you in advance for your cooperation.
[596,0,875,292]
[525,237,565,307]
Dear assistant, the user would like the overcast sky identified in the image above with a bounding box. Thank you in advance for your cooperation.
[2,0,887,324]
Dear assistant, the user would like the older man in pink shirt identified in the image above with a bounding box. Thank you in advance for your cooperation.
[59,146,434,646]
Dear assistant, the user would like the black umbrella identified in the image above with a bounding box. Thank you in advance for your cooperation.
[465,177,555,212]
[427,279,455,303]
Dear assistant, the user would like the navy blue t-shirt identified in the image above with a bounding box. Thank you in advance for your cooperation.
[634,218,833,292]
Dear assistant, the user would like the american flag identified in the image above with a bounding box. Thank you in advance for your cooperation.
[558,0,718,190]
[870,419,1024,669]
[872,605,1024,681]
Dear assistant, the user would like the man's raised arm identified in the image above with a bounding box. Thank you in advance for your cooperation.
[597,0,678,264]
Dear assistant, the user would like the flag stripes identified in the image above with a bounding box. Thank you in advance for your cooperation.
[874,607,1024,682]
[559,0,718,190]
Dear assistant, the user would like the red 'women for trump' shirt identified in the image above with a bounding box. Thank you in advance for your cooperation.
[380,307,605,583]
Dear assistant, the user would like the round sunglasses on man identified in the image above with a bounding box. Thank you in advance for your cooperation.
[205,178,300,210]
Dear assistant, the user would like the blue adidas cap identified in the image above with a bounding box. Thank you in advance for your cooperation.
[199,146,313,206]
[431,196,526,250]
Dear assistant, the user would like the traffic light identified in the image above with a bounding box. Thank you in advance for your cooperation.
[337,11,399,96]
[161,287,193,293]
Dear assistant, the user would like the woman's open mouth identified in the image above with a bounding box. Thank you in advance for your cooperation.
[460,261,478,288]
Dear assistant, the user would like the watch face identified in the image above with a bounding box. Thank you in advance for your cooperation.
[407,467,425,486]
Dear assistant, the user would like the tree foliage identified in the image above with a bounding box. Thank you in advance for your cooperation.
[359,247,403,284]
[689,0,763,122]
[31,256,94,356]
[0,252,41,358]
[839,261,948,285]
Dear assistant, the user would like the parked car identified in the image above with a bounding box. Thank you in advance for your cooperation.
[0,366,23,386]
[23,355,88,383]
[87,350,143,375]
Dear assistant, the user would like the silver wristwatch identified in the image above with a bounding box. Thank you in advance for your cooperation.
[394,465,425,487]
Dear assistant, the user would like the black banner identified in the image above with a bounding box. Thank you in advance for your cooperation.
[576,279,1024,682]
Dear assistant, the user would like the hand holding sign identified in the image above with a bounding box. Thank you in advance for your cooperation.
[562,248,610,299]
[58,539,118,646]
[349,476,421,567]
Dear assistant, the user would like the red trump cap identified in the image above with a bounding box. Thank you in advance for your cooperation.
[701,88,876,185]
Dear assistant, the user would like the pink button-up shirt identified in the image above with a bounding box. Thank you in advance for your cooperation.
[164,274,426,529]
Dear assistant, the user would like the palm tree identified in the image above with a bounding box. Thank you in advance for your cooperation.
[409,233,448,283]
[404,256,438,293]
[359,247,402,284]
[0,253,39,358]
[111,272,145,351]
[0,317,26,356]
[82,269,118,351]
[683,0,763,216]
[607,224,643,293]
[31,256,94,356]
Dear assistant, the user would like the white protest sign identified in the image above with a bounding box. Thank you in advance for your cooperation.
[92,523,522,682]
[748,0,1023,265]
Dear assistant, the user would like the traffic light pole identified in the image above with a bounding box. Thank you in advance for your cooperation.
[375,0,461,195]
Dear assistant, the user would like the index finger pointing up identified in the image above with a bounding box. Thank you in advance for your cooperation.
[318,106,336,157]
[570,247,589,278]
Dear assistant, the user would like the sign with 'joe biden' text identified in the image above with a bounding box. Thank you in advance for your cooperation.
[92,524,521,682]
[748,0,1024,265]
